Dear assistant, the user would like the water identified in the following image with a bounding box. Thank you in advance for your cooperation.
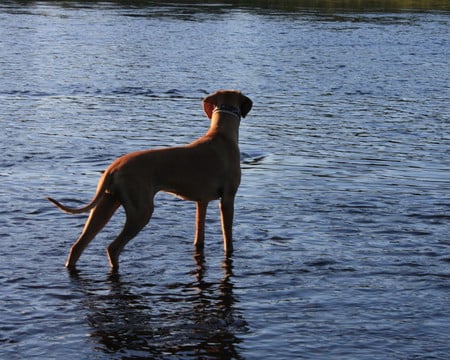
[1,1,450,359]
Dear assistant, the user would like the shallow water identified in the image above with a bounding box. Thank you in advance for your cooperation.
[1,2,450,359]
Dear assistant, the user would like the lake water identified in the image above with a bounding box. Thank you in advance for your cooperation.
[1,1,449,359]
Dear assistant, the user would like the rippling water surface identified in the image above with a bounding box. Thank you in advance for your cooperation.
[1,2,449,359]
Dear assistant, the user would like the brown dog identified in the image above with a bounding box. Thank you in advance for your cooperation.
[47,90,252,271]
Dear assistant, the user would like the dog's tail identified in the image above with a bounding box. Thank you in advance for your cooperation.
[47,172,111,214]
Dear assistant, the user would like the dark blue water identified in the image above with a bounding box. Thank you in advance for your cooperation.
[1,2,449,359]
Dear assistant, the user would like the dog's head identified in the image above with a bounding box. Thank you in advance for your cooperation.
[203,90,253,120]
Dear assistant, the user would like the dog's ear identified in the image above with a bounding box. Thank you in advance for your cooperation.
[240,94,253,118]
[202,92,218,119]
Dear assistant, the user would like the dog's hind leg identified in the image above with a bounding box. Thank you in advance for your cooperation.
[66,194,120,270]
[106,191,154,271]
[194,201,208,251]
[219,195,235,256]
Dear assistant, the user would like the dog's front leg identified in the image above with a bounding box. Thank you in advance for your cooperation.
[194,201,208,251]
[219,196,235,255]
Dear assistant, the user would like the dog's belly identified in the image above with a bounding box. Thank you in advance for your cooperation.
[162,185,222,202]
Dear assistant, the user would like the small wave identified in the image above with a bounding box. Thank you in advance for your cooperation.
[1,87,211,100]
[407,213,450,221]
[0,89,55,97]
[111,87,155,96]
[108,87,210,99]
[305,258,339,267]
[241,152,268,165]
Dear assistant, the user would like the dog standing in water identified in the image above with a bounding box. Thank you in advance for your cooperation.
[47,90,252,271]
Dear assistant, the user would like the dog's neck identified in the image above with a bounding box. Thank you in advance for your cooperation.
[207,106,241,143]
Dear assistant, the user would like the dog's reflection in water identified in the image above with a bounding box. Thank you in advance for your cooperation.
[72,255,247,358]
